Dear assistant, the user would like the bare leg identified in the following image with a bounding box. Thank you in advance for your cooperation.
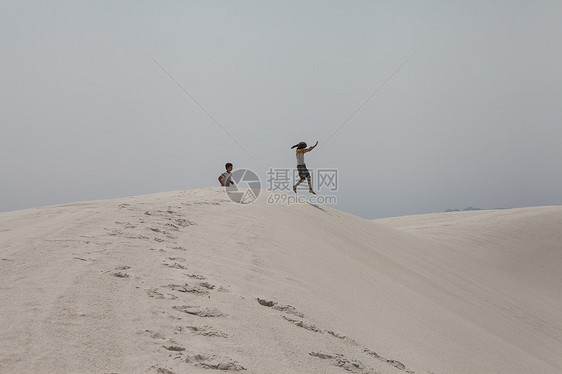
[293,178,305,193]
[307,177,315,194]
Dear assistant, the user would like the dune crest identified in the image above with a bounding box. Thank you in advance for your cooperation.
[1,188,561,374]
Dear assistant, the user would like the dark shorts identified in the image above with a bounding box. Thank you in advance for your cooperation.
[297,164,310,180]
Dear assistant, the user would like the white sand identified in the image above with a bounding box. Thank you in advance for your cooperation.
[1,188,561,374]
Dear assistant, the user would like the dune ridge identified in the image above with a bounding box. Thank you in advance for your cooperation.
[1,188,561,374]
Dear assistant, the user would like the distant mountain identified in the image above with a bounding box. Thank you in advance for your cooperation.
[445,207,483,212]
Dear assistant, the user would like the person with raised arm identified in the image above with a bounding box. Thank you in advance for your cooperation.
[291,141,318,194]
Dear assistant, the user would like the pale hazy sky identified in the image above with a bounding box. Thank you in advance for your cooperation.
[2,0,561,219]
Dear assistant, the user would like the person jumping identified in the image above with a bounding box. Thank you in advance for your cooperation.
[291,141,318,194]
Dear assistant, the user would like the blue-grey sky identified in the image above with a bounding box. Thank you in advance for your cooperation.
[2,0,561,219]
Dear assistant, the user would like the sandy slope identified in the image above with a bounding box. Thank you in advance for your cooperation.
[0,188,560,374]
[375,207,562,372]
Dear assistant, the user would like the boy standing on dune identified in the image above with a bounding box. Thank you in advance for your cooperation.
[218,163,235,187]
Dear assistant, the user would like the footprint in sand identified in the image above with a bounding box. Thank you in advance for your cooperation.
[147,289,165,299]
[146,288,178,300]
[143,329,167,341]
[325,330,359,346]
[256,298,304,318]
[163,345,185,352]
[198,282,215,290]
[310,352,373,374]
[172,305,224,317]
[111,266,132,278]
[262,301,358,346]
[162,262,188,270]
[185,354,245,371]
[186,273,206,280]
[174,218,195,227]
[167,256,186,262]
[165,223,180,231]
[166,283,209,296]
[149,228,178,241]
[152,310,182,321]
[112,271,130,278]
[115,221,137,229]
[282,316,322,333]
[177,325,228,338]
[156,368,175,374]
[363,348,413,373]
[105,229,122,237]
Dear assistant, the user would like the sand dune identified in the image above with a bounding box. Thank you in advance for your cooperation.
[1,188,561,374]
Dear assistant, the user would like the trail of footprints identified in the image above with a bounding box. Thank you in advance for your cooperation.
[148,274,244,372]
[108,204,197,253]
[105,204,198,280]
[257,298,415,374]
[110,201,418,374]
[113,202,246,372]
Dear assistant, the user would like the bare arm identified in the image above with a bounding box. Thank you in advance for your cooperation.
[218,176,224,186]
[304,141,319,153]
